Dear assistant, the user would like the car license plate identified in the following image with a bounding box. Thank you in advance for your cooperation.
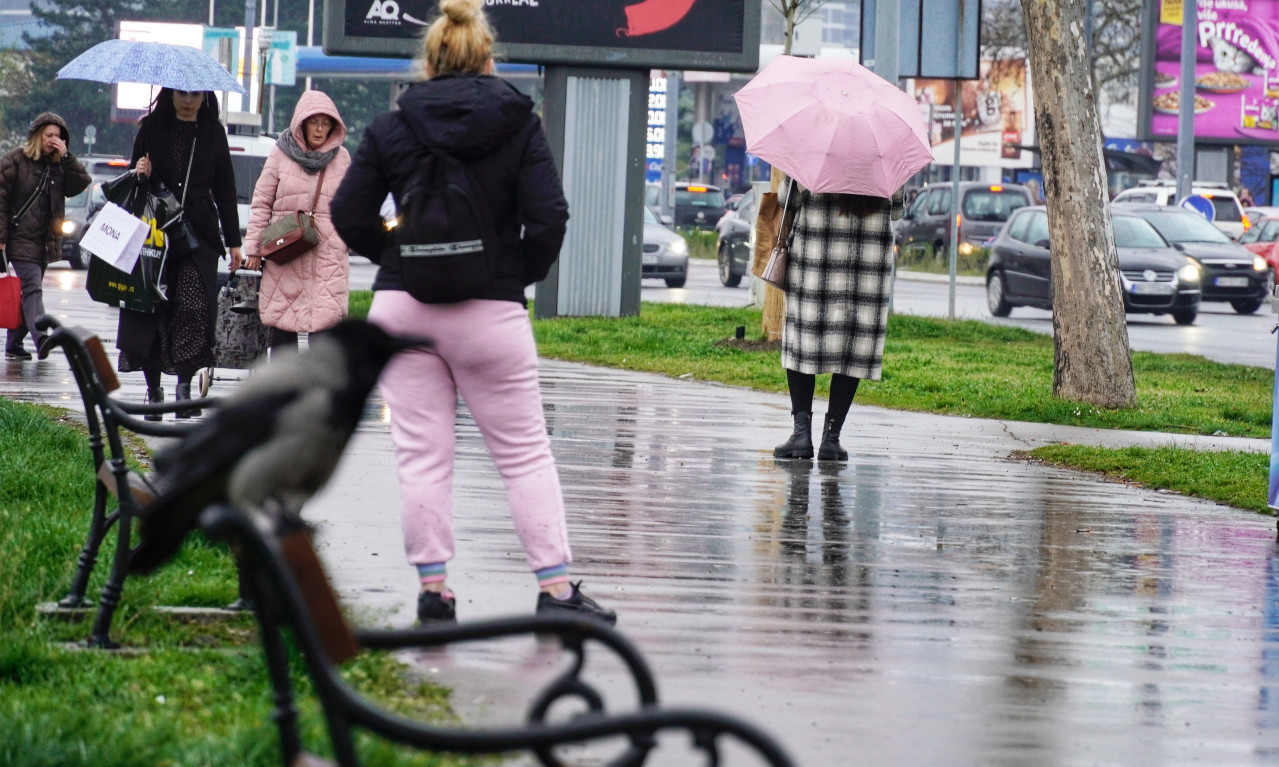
[1214,276,1250,287]
[1130,282,1173,295]
[642,254,658,265]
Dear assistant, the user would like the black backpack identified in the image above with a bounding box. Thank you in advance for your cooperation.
[393,120,497,304]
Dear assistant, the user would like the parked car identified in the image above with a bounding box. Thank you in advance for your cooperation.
[714,187,755,287]
[1236,214,1279,291]
[1113,202,1270,313]
[642,207,688,287]
[985,206,1201,324]
[1111,180,1248,239]
[896,182,1033,258]
[58,174,112,269]
[673,182,726,230]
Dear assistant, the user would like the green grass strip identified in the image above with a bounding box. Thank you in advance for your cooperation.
[1027,444,1271,515]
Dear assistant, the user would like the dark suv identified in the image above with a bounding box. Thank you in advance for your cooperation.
[1112,202,1270,314]
[897,182,1033,257]
[673,182,726,230]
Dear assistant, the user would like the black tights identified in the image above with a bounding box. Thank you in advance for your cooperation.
[785,368,860,425]
[143,362,197,391]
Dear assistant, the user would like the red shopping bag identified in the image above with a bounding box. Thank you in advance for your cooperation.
[0,253,20,330]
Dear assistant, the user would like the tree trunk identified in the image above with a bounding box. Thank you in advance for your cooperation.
[1020,0,1136,408]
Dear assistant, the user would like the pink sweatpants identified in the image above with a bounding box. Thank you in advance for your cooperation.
[368,291,571,573]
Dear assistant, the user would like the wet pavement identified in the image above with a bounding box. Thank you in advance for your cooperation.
[7,270,1279,766]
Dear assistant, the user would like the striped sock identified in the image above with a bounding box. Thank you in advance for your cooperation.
[417,562,447,587]
[536,563,571,593]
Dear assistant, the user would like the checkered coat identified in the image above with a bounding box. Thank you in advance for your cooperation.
[780,185,905,380]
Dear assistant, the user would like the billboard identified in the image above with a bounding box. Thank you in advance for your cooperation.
[324,0,759,71]
[907,58,1034,168]
[1144,0,1279,144]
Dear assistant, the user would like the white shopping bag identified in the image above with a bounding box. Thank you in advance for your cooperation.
[79,201,149,273]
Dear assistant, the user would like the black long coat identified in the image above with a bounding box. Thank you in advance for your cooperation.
[116,114,241,358]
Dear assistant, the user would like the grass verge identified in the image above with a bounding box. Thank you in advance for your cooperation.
[1025,444,1270,515]
[349,292,1273,514]
[0,397,470,767]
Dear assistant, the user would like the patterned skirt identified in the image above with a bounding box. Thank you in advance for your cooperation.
[118,256,216,375]
[781,195,896,380]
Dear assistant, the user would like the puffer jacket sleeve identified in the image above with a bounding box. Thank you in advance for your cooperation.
[60,154,91,199]
[243,148,284,258]
[331,124,391,264]
[513,114,568,285]
[0,150,18,246]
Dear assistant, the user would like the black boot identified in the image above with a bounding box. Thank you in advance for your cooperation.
[144,387,164,422]
[774,411,814,459]
[175,382,201,419]
[817,414,848,461]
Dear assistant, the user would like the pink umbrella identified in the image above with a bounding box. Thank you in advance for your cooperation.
[734,55,933,198]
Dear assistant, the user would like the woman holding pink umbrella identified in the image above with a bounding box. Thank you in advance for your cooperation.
[734,56,929,461]
[770,183,907,461]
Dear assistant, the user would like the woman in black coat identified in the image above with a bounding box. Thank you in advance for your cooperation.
[120,88,241,417]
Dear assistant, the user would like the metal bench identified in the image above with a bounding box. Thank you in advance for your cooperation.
[36,314,223,648]
[199,502,796,767]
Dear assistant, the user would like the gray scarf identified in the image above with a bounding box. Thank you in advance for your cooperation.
[277,130,338,175]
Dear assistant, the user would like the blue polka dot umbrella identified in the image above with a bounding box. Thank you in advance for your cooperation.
[57,39,247,95]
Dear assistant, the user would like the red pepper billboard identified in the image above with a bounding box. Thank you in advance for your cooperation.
[326,0,758,71]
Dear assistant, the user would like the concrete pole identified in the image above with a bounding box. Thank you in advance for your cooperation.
[242,0,256,100]
[305,0,315,91]
[1175,1,1197,202]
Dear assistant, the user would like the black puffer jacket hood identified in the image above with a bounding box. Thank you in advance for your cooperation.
[395,73,534,161]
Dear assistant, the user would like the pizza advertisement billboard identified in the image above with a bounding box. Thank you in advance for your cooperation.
[1146,0,1279,144]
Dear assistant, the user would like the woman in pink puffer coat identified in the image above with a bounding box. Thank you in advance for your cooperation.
[233,90,351,352]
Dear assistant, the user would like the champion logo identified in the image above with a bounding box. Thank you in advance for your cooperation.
[365,0,400,21]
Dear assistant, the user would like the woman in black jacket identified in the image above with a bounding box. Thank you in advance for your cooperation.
[331,0,614,627]
[122,88,241,417]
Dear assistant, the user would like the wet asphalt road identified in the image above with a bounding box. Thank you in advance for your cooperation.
[8,266,1279,766]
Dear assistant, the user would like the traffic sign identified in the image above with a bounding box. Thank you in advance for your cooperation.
[1179,195,1215,221]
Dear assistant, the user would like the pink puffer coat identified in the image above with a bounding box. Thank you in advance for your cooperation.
[244,90,352,333]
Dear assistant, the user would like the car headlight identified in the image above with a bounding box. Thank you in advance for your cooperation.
[60,220,75,235]
[1254,255,1269,272]
[958,241,973,256]
[1177,262,1200,282]
[666,237,687,256]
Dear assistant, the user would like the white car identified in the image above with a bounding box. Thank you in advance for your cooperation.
[1112,180,1247,239]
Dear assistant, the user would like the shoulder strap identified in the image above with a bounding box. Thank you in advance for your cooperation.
[10,164,51,226]
[309,165,327,215]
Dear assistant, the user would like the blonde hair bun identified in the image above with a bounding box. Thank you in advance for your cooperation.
[439,0,481,24]
[421,0,494,75]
